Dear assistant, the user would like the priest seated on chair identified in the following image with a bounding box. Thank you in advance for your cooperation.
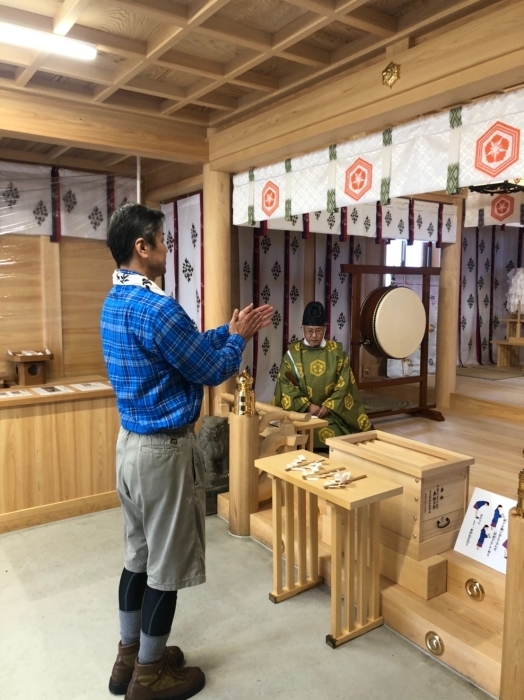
[273,301,371,451]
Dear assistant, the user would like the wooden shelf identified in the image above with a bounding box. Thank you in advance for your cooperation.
[0,374,113,409]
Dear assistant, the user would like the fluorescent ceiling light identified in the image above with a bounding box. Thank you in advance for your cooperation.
[0,22,97,61]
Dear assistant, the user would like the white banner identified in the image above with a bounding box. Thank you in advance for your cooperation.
[177,194,202,331]
[60,170,107,240]
[0,161,52,236]
[161,202,176,298]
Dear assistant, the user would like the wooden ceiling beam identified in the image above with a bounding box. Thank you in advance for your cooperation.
[40,55,116,85]
[145,174,203,202]
[210,0,500,126]
[337,8,397,37]
[109,0,187,25]
[14,53,49,88]
[208,1,524,171]
[396,0,499,34]
[184,78,237,109]
[0,146,135,174]
[93,0,235,103]
[47,145,73,159]
[187,0,235,24]
[101,153,132,167]
[283,0,335,12]
[197,17,271,51]
[231,71,278,92]
[67,25,148,57]
[280,43,331,67]
[125,76,186,101]
[0,88,208,163]
[53,0,92,35]
[157,50,223,78]
[0,45,34,67]
[166,0,369,117]
[106,91,209,126]
[0,5,50,31]
[126,75,235,110]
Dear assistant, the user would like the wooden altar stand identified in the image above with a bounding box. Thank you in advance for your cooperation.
[341,264,443,421]
[255,449,402,648]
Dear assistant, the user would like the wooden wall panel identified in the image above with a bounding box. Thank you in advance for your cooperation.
[0,396,119,515]
[60,237,115,377]
[0,235,44,380]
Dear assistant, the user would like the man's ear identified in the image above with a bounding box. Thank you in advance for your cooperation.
[135,237,148,258]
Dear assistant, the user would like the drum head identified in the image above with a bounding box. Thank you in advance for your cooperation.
[373,287,426,359]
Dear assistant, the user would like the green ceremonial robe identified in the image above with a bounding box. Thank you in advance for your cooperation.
[273,339,371,449]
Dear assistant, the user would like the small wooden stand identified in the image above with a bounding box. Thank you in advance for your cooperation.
[492,301,524,369]
[7,351,54,386]
[340,264,443,421]
[255,450,402,648]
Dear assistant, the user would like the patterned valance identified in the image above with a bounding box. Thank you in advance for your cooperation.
[239,198,457,244]
[0,161,136,239]
[233,87,524,229]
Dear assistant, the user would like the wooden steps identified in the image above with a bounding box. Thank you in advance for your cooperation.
[218,492,504,697]
[381,581,502,697]
[450,392,524,426]
[444,550,505,619]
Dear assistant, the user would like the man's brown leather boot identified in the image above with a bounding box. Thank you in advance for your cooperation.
[124,652,205,700]
[109,642,184,695]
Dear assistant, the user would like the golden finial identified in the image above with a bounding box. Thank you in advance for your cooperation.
[233,370,256,415]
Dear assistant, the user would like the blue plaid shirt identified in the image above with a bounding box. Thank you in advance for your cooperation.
[100,277,245,434]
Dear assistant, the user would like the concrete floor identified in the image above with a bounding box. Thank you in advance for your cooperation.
[0,509,491,700]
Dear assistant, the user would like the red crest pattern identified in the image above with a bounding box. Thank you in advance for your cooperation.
[344,158,372,201]
[261,181,279,217]
[491,194,514,222]
[475,121,520,178]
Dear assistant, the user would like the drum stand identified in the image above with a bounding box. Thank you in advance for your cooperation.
[340,264,444,422]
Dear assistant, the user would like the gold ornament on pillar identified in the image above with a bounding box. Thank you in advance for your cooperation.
[382,61,400,88]
[233,370,256,415]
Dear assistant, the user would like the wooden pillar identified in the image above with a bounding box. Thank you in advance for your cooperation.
[228,412,259,536]
[500,498,524,698]
[435,198,463,408]
[203,163,233,414]
[40,237,64,380]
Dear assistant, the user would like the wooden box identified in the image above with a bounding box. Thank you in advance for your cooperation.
[7,351,54,386]
[326,431,473,561]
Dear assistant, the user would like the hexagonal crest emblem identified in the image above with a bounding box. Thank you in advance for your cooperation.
[261,181,279,217]
[358,414,371,431]
[475,121,521,178]
[319,427,335,444]
[344,394,354,410]
[344,158,373,201]
[310,359,326,377]
[491,194,514,222]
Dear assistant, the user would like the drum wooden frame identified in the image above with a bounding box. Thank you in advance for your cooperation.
[255,450,402,648]
[340,264,442,421]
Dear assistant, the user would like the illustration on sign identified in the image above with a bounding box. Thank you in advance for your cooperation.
[454,486,516,574]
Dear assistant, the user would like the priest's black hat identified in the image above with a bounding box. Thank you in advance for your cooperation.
[302,301,327,326]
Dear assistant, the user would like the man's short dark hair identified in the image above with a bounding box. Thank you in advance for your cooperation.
[107,203,165,267]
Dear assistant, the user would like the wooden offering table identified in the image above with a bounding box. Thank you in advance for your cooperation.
[255,450,402,648]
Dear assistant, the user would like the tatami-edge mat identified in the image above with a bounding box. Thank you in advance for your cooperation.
[456,366,524,381]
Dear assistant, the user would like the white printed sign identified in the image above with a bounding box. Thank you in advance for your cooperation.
[454,487,516,574]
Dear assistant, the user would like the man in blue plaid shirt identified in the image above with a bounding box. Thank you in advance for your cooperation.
[101,203,272,700]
